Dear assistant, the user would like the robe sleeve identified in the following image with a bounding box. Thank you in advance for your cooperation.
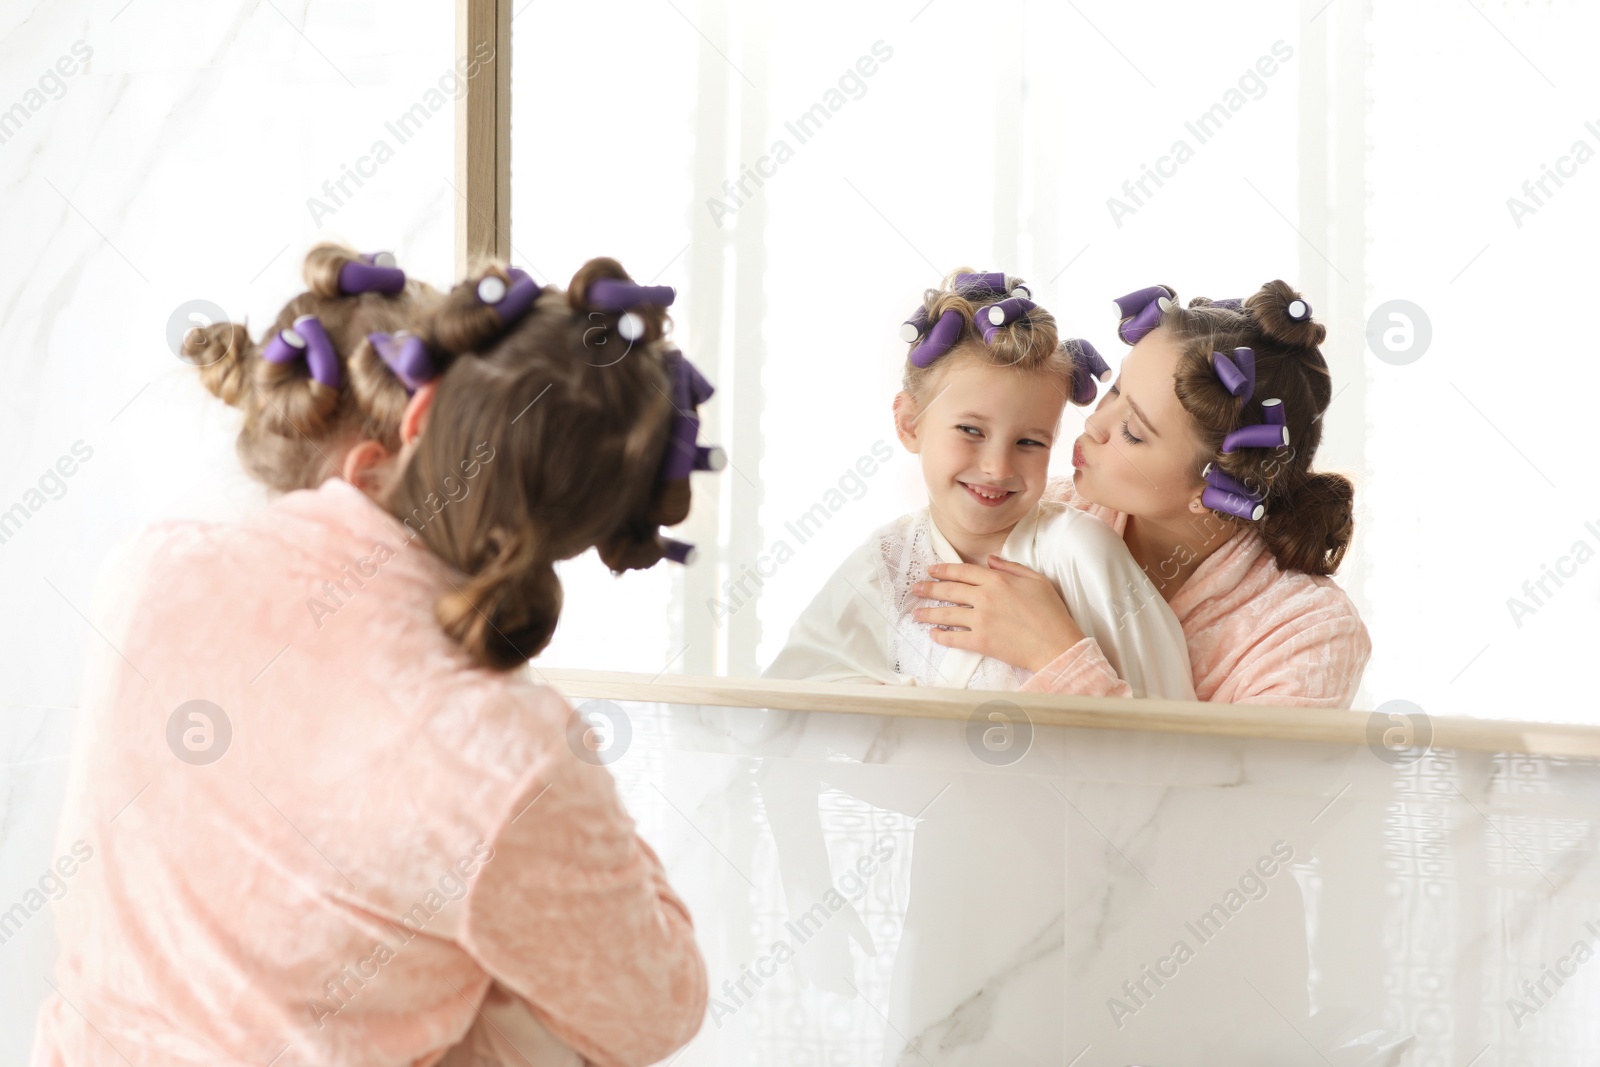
[1021,509,1197,701]
[459,732,708,1067]
[761,538,913,686]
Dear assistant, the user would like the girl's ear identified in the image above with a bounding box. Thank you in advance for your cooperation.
[341,440,393,491]
[400,381,438,446]
[891,391,922,454]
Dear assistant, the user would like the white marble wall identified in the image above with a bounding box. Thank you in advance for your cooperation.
[0,2,454,1058]
[581,693,1600,1066]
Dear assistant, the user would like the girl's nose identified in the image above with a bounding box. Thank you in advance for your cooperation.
[980,444,1014,481]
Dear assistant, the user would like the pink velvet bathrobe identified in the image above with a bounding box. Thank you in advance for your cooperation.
[1020,477,1371,706]
[32,478,706,1066]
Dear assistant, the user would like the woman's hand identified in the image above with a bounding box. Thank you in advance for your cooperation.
[911,555,1086,672]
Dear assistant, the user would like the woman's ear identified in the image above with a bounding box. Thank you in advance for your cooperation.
[400,381,437,446]
[892,391,922,454]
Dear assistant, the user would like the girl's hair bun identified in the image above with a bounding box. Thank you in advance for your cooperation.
[1247,279,1325,350]
[183,322,254,407]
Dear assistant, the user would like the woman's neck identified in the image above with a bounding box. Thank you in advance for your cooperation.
[1123,510,1235,602]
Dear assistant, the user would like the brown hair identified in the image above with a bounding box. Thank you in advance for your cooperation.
[900,268,1081,403]
[184,242,443,491]
[1159,280,1353,576]
[386,256,690,670]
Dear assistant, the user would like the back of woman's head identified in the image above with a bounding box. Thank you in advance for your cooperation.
[1140,280,1353,576]
[183,242,443,491]
[391,256,717,670]
[898,268,1103,406]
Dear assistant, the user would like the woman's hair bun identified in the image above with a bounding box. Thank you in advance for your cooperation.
[1247,279,1325,350]
[567,256,671,346]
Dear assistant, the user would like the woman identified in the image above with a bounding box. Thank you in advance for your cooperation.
[910,281,1371,706]
[31,252,711,1066]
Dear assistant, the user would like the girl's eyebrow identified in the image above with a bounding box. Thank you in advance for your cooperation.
[956,411,1054,438]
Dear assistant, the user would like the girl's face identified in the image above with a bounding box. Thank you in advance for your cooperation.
[1072,327,1208,521]
[894,353,1068,550]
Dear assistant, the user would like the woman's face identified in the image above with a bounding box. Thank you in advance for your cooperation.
[1072,327,1208,521]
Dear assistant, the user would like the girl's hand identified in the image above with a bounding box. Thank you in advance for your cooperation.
[911,555,1086,673]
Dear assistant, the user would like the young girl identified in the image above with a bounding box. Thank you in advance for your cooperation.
[763,270,1196,700]
[33,250,715,1065]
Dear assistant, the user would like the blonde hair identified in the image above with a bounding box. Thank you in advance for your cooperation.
[900,268,1077,404]
[184,242,443,491]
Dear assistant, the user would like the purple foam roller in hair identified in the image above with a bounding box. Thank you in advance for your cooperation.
[695,444,727,472]
[1260,397,1285,426]
[1286,297,1311,321]
[661,537,697,566]
[291,314,342,390]
[369,331,434,394]
[909,309,964,368]
[479,268,541,324]
[1067,337,1113,406]
[1113,285,1174,345]
[589,279,676,311]
[900,305,929,344]
[261,326,308,365]
[339,253,406,295]
[1203,462,1264,502]
[1222,421,1289,453]
[976,297,1036,343]
[1202,485,1265,521]
[1210,297,1243,311]
[1212,347,1256,400]
[955,272,1008,300]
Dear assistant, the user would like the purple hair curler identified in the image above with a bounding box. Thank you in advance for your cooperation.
[1202,462,1264,502]
[661,537,697,566]
[900,305,930,344]
[1066,337,1113,406]
[1112,285,1175,345]
[1260,397,1285,426]
[1286,297,1311,321]
[909,309,965,368]
[291,315,341,390]
[262,316,340,389]
[955,272,1009,300]
[588,279,676,311]
[695,444,727,472]
[1212,347,1256,400]
[476,267,541,325]
[1210,297,1244,311]
[260,325,307,365]
[369,331,434,394]
[1202,484,1266,521]
[976,297,1037,342]
[1222,421,1290,453]
[649,346,723,567]
[339,252,406,295]
[658,347,718,483]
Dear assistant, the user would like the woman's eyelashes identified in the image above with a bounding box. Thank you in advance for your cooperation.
[1104,385,1143,444]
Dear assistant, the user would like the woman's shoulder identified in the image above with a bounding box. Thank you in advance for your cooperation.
[1196,533,1367,640]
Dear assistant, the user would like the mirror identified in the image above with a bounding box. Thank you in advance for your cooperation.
[513,0,1599,718]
